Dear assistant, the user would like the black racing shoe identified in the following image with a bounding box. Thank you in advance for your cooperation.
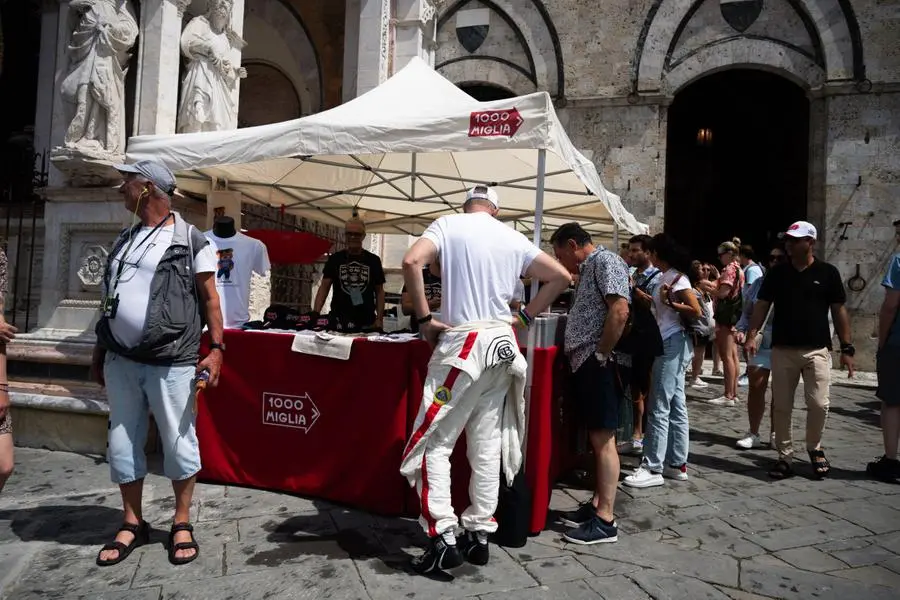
[457,530,489,566]
[557,501,596,528]
[410,534,464,574]
[866,455,900,483]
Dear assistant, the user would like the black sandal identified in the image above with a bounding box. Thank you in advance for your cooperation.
[769,460,795,480]
[808,449,831,479]
[96,520,149,567]
[168,522,200,565]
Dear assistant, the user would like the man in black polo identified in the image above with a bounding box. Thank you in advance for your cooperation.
[745,221,854,480]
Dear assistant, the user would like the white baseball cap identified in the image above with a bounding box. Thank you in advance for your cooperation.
[782,221,817,240]
[465,184,499,209]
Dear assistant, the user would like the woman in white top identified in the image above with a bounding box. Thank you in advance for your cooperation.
[624,234,702,489]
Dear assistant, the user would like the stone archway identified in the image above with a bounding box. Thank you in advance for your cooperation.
[633,0,864,94]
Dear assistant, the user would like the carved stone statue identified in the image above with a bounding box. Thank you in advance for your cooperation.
[59,0,138,158]
[177,0,247,133]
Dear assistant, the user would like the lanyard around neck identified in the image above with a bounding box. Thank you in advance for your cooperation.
[110,212,173,294]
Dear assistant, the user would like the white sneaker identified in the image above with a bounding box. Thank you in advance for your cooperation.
[738,374,749,387]
[689,378,708,389]
[663,464,689,481]
[623,467,664,488]
[708,395,736,407]
[736,433,761,449]
[617,438,643,455]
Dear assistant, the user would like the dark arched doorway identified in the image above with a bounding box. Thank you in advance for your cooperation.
[459,83,516,102]
[238,62,302,128]
[664,70,809,263]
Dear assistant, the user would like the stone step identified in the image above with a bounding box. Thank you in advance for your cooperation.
[8,378,109,455]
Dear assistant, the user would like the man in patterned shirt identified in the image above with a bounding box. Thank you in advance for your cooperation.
[551,223,631,545]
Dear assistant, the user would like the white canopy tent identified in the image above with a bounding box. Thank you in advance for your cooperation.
[126,58,648,434]
[126,57,647,247]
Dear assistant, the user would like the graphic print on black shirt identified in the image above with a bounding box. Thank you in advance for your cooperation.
[323,249,385,328]
[402,267,442,333]
[757,259,846,349]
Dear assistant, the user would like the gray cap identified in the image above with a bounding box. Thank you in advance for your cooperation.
[114,160,177,195]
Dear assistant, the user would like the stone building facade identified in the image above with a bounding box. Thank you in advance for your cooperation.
[0,0,897,451]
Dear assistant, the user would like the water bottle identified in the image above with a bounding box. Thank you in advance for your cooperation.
[195,369,211,391]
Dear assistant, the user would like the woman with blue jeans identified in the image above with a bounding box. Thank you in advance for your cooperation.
[625,234,702,488]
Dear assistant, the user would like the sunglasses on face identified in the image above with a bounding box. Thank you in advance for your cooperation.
[345,232,364,239]
[769,255,784,262]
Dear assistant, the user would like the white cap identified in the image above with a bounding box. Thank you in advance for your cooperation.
[465,184,499,209]
[782,220,817,240]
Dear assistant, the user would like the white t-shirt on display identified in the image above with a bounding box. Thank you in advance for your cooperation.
[421,212,541,326]
[204,232,271,328]
[652,268,692,341]
[107,225,217,349]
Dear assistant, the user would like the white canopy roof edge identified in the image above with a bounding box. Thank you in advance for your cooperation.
[125,57,648,238]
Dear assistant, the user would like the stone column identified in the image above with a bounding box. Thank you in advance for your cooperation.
[132,0,190,135]
[342,0,361,102]
[355,0,393,96]
[394,0,439,69]
[227,0,247,129]
[33,1,61,170]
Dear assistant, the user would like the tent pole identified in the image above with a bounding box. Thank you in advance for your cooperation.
[522,148,547,474]
[410,152,417,201]
[613,222,619,250]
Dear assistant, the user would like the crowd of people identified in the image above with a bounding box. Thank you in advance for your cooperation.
[0,167,897,575]
[557,219,900,547]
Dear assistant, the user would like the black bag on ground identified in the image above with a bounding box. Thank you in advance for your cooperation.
[492,465,531,548]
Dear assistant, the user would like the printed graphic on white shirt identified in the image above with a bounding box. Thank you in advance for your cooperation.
[339,261,370,294]
[215,247,236,285]
[262,392,320,433]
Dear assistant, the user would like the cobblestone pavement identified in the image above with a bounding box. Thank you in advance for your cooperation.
[1,382,899,599]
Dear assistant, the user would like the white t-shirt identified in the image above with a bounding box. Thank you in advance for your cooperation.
[652,268,691,341]
[421,212,541,326]
[204,232,270,328]
[107,225,217,348]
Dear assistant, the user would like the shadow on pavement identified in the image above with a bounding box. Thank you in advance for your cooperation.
[0,504,165,548]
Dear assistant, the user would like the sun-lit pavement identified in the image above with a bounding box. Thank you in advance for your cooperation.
[1,381,899,599]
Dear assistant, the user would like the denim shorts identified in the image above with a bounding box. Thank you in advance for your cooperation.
[104,352,201,484]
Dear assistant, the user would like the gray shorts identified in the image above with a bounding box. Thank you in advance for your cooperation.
[876,345,900,407]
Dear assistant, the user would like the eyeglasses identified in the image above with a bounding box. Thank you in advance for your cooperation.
[769,255,785,262]
[345,232,364,239]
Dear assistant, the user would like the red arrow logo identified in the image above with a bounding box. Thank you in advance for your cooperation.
[468,108,524,138]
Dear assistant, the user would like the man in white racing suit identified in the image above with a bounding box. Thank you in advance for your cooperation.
[400,185,571,573]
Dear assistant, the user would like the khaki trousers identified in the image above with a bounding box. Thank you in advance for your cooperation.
[770,346,831,461]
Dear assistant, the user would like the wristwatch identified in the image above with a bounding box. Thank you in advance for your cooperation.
[209,342,226,352]
[839,342,855,357]
[594,351,609,365]
[417,314,433,325]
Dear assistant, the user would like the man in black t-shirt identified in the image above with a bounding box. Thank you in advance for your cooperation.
[313,218,386,331]
[401,264,441,333]
[744,221,855,480]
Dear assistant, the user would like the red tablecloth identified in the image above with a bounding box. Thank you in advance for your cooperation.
[198,330,561,532]
[197,330,412,515]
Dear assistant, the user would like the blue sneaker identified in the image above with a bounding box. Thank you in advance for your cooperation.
[558,501,596,528]
[562,515,618,545]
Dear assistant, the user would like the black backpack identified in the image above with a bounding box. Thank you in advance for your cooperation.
[614,271,663,358]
